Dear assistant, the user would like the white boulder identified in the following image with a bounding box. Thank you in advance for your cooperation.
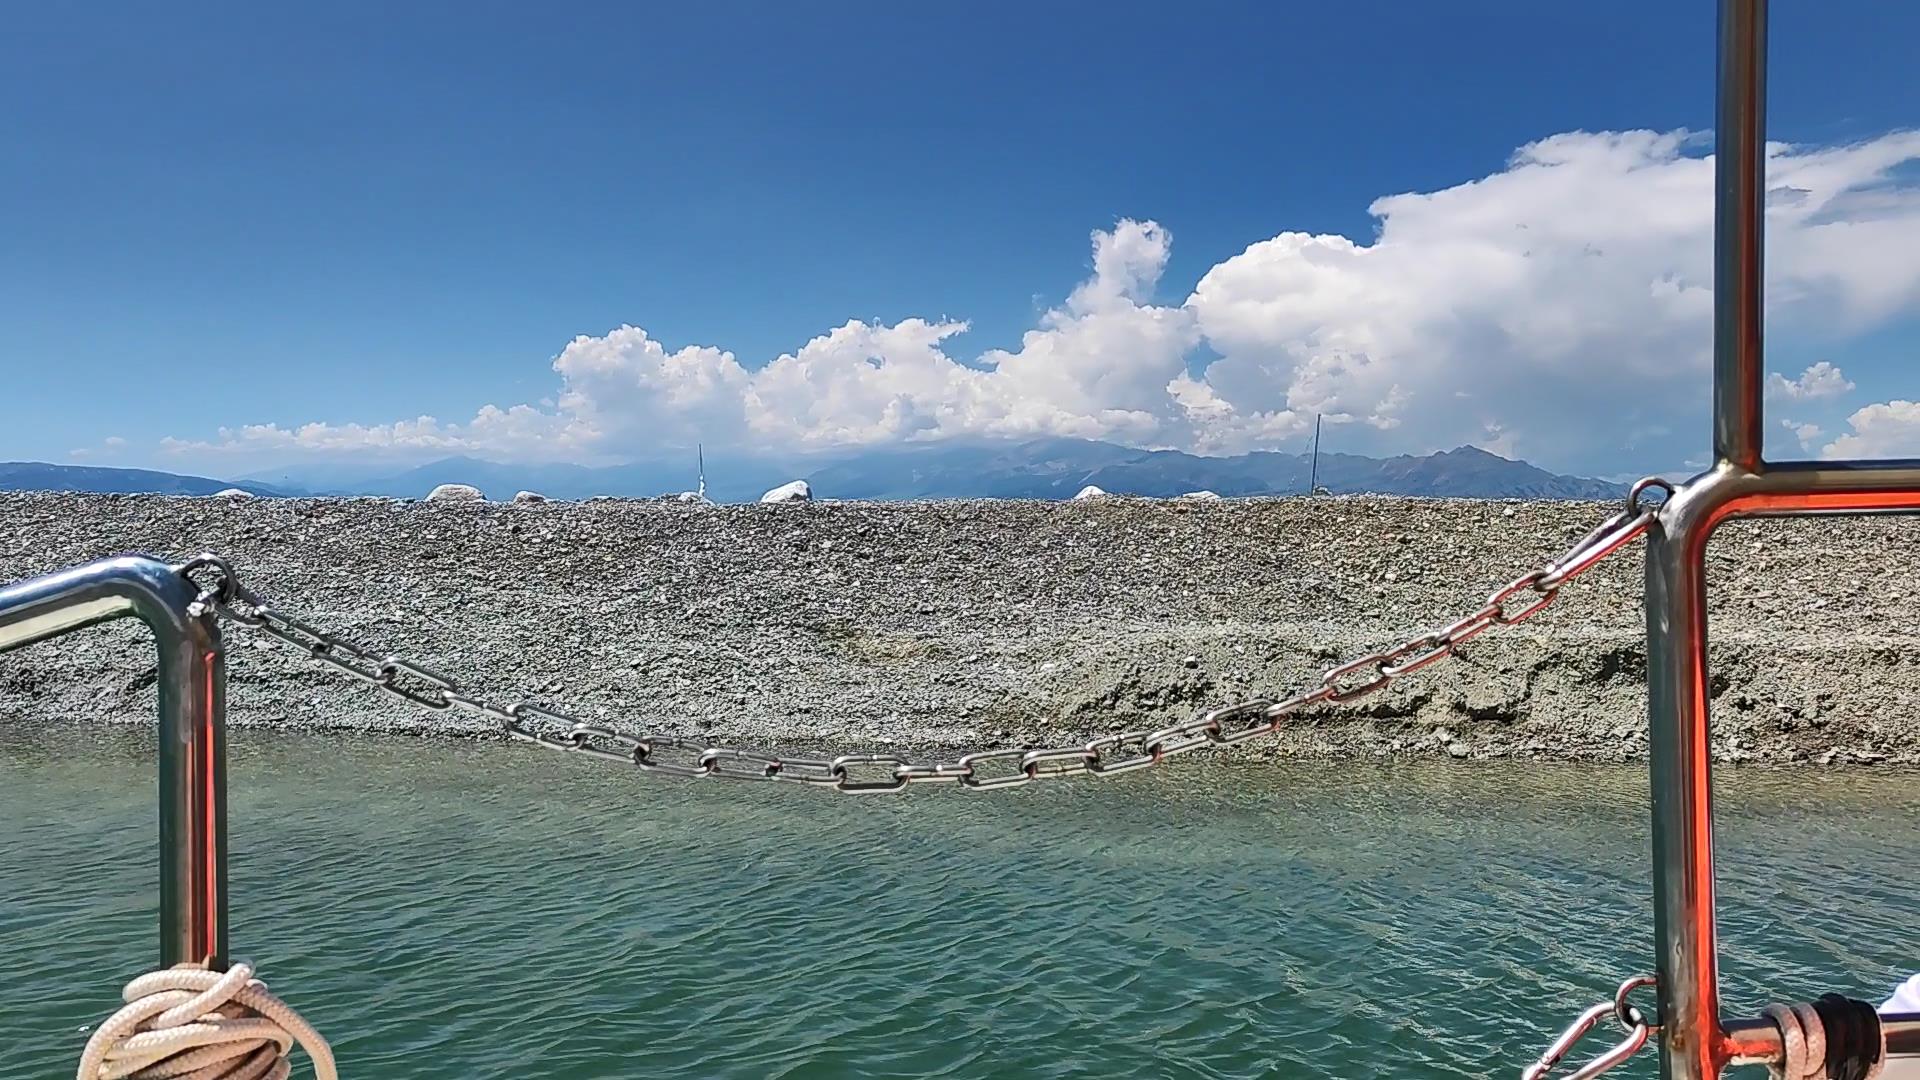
[1072,485,1109,500]
[760,480,812,503]
[213,488,253,498]
[675,491,712,504]
[1177,490,1222,501]
[511,490,547,504]
[427,483,484,503]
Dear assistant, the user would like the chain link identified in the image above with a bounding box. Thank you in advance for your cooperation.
[182,480,1672,794]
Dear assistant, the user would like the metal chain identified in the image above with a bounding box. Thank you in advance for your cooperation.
[177,478,1674,794]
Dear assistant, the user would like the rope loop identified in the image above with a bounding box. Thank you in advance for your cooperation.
[1766,995,1884,1080]
[78,962,335,1080]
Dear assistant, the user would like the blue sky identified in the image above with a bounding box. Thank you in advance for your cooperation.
[5,1,1920,478]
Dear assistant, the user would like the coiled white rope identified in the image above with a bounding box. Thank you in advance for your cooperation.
[1769,1002,1829,1080]
[1768,999,1885,1080]
[77,963,334,1080]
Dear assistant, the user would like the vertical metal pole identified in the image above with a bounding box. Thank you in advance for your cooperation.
[0,557,229,969]
[1308,413,1322,495]
[1645,2,1771,1074]
[155,588,228,970]
[1645,494,1723,1080]
[1714,0,1768,471]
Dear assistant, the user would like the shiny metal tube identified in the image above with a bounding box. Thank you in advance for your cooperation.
[1724,1013,1920,1066]
[1645,487,1719,1080]
[0,555,227,969]
[1714,0,1767,471]
[1648,459,1920,1080]
[1643,3,1920,1075]
[1701,457,1920,514]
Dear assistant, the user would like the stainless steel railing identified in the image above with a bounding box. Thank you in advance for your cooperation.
[1644,1,1920,1076]
[1722,1013,1920,1066]
[10,9,1920,1062]
[0,555,228,969]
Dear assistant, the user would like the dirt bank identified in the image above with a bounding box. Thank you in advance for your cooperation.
[2,491,1916,765]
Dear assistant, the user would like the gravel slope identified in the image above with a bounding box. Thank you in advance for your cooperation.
[2,491,1917,765]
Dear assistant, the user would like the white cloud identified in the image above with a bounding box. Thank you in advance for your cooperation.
[1822,400,1920,459]
[1767,361,1855,401]
[1782,418,1824,451]
[1185,130,1920,462]
[163,129,1920,472]
[161,408,571,459]
[69,435,130,461]
[168,220,1201,462]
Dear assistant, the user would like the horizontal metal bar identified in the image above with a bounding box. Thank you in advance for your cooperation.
[1658,461,1920,540]
[0,555,228,968]
[1723,1012,1920,1066]
[0,575,141,653]
[1729,458,1920,516]
[1766,457,1920,476]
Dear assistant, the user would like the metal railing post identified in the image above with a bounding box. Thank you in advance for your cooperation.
[1642,2,1770,1074]
[1714,0,1767,471]
[1645,476,1730,1080]
[0,556,228,969]
[1643,462,1920,1080]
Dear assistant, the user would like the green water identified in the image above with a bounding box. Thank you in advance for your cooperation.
[2,733,1913,1079]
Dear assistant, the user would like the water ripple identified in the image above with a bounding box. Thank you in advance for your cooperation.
[2,732,1914,1079]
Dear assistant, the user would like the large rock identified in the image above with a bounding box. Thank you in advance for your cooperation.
[427,483,484,503]
[213,488,254,498]
[511,490,547,504]
[1177,490,1222,501]
[1072,485,1109,500]
[760,480,812,504]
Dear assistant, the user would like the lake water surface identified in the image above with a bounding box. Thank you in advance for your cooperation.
[2,732,1913,1079]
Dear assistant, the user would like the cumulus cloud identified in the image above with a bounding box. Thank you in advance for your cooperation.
[1186,130,1920,462]
[69,435,129,461]
[1822,401,1920,459]
[1781,419,1824,451]
[161,407,574,460]
[167,220,1201,462]
[163,128,1920,472]
[1767,361,1855,401]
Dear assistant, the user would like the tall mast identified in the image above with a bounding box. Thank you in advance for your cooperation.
[697,443,707,501]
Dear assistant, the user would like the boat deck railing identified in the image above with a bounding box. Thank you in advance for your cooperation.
[1640,1,1920,1076]
[4,1,1920,1076]
[0,555,226,969]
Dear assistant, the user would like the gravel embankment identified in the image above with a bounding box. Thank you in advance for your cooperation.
[2,491,1917,765]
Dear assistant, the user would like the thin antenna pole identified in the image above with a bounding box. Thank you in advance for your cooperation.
[1307,413,1322,495]
[697,443,707,501]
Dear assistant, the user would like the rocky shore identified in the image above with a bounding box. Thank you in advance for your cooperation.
[2,491,1917,765]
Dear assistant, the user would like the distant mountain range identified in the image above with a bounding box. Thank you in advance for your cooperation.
[0,462,289,497]
[801,439,1623,501]
[0,439,1625,502]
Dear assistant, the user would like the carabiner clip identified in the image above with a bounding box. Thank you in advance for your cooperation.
[1523,977,1658,1080]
